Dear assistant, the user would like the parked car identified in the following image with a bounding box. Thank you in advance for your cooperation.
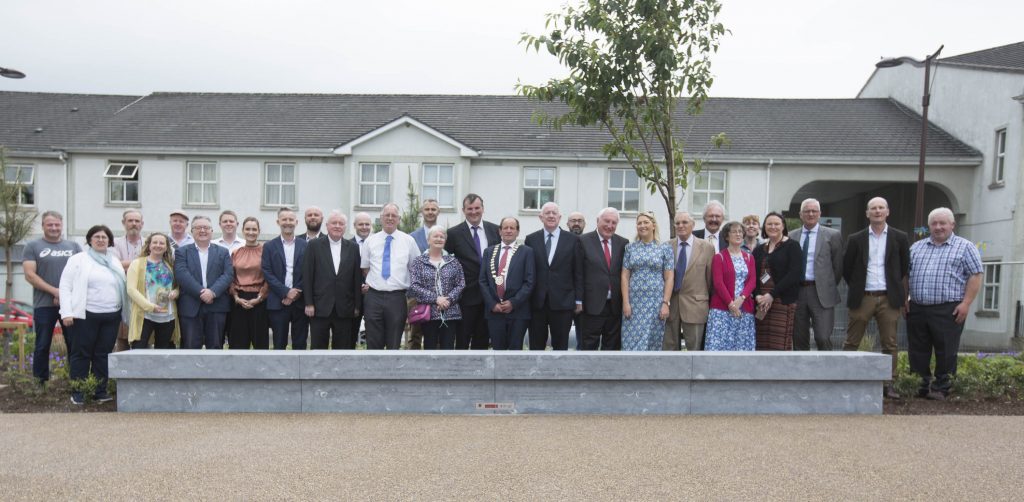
[0,298,63,335]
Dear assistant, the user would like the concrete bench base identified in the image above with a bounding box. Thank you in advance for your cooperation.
[109,351,891,415]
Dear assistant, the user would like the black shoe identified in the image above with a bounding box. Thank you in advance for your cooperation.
[917,387,930,398]
[94,394,114,404]
[925,390,947,401]
[885,385,902,399]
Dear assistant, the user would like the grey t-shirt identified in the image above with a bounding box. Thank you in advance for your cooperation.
[22,238,82,309]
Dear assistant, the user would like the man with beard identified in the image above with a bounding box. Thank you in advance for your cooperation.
[112,209,145,351]
[693,200,727,251]
[567,212,586,236]
[300,206,326,241]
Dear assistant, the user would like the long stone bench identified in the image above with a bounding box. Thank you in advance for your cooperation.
[108,350,891,414]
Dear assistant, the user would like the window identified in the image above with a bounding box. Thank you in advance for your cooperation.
[359,163,390,206]
[523,167,555,210]
[186,161,218,205]
[981,262,1001,312]
[264,162,296,207]
[104,161,138,204]
[421,163,454,208]
[607,168,639,212]
[690,170,726,213]
[994,128,1006,184]
[3,164,34,206]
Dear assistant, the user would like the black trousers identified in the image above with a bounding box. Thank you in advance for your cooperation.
[228,291,269,349]
[907,301,963,393]
[310,308,356,349]
[69,310,120,396]
[268,302,309,350]
[363,289,407,350]
[130,319,175,349]
[529,308,573,350]
[456,301,490,350]
[488,317,529,350]
[579,300,621,351]
[422,319,459,350]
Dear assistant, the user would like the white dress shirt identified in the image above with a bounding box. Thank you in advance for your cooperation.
[865,224,888,291]
[282,236,296,288]
[197,245,210,288]
[360,230,420,291]
[800,224,819,281]
[214,235,245,253]
[543,226,561,264]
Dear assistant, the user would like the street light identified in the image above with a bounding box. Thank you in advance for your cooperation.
[876,45,943,240]
[0,66,26,79]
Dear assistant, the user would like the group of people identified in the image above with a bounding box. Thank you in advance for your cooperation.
[23,192,981,404]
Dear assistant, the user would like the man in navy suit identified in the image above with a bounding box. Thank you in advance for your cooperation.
[262,207,309,350]
[410,198,439,253]
[692,200,728,251]
[524,202,582,350]
[445,194,500,349]
[174,215,234,349]
[480,217,535,350]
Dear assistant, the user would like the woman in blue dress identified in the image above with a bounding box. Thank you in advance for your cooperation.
[705,221,757,351]
[620,211,674,351]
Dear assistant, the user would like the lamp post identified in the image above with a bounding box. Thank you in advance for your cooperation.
[0,67,26,79]
[876,45,943,240]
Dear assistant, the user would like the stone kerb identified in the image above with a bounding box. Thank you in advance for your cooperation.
[109,351,890,414]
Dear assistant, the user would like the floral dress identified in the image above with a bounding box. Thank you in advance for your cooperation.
[705,254,756,351]
[621,240,673,351]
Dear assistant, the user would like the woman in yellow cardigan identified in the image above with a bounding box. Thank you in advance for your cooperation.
[126,232,181,348]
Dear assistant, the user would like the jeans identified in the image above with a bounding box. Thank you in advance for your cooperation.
[32,306,72,382]
[69,310,120,397]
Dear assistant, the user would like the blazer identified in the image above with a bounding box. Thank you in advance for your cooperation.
[843,225,910,310]
[666,236,714,324]
[479,243,535,320]
[797,224,844,308]
[524,228,583,311]
[302,237,363,319]
[410,226,429,253]
[578,231,629,316]
[261,236,307,311]
[709,249,757,314]
[693,228,729,251]
[444,220,500,306]
[174,243,234,316]
[752,238,803,305]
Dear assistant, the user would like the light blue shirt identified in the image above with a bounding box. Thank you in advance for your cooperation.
[800,224,819,281]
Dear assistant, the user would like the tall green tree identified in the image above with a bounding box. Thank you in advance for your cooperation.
[517,0,728,236]
[399,167,421,234]
[0,147,38,367]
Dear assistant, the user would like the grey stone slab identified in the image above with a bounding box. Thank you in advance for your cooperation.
[493,352,692,380]
[109,350,303,380]
[302,380,494,413]
[690,381,883,415]
[116,380,302,412]
[495,380,691,414]
[690,352,891,381]
[299,351,495,380]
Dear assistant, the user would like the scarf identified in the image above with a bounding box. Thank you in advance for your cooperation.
[88,247,130,323]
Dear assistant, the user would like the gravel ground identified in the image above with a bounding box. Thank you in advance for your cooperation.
[1,414,1019,501]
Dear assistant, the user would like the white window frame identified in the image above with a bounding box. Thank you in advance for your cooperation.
[993,128,1006,185]
[421,163,455,209]
[980,262,1001,313]
[359,162,390,207]
[4,163,35,206]
[690,169,727,214]
[607,168,640,213]
[104,161,139,204]
[264,162,296,207]
[185,161,218,206]
[522,166,556,210]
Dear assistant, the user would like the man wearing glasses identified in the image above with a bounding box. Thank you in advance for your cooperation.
[174,215,235,349]
[792,198,844,351]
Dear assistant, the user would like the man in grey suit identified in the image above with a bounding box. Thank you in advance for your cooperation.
[793,198,844,350]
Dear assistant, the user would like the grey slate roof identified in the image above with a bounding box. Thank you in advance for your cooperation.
[0,91,140,155]
[940,41,1024,73]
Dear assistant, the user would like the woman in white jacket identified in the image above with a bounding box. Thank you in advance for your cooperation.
[59,225,128,405]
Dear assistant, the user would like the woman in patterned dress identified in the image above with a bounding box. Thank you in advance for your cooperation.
[705,221,757,351]
[752,212,802,350]
[620,212,674,351]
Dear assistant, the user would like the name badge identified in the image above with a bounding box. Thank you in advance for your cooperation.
[760,272,771,284]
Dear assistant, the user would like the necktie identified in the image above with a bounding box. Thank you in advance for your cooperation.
[602,239,612,296]
[497,245,510,299]
[382,234,393,280]
[545,232,553,264]
[801,230,811,280]
[673,241,688,292]
[472,226,482,258]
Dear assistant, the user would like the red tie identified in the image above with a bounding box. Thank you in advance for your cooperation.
[497,245,510,299]
[602,239,612,295]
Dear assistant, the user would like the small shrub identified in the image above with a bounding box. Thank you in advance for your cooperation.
[857,335,877,352]
[69,374,101,403]
[3,368,43,396]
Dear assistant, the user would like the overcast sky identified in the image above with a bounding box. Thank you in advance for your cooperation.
[2,0,1021,98]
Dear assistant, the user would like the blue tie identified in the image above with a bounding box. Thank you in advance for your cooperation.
[673,241,688,292]
[382,234,393,280]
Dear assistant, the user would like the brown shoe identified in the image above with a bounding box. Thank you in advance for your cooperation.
[885,385,901,399]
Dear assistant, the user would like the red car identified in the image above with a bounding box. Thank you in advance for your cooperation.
[0,298,63,334]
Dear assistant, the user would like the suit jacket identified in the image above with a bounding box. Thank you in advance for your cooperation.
[261,236,307,311]
[693,228,729,251]
[524,228,583,311]
[302,237,363,318]
[410,226,428,253]
[297,232,325,242]
[667,236,714,324]
[444,220,500,306]
[843,225,910,310]
[578,231,629,316]
[479,243,535,320]
[797,224,844,308]
[174,243,234,317]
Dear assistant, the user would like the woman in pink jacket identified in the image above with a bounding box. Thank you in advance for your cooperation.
[705,221,757,350]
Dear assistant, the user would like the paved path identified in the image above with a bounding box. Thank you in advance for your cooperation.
[1,414,1019,501]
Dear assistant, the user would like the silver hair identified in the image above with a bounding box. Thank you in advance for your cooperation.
[799,198,820,212]
[353,212,371,224]
[540,201,560,213]
[928,207,955,225]
[40,210,63,221]
[703,200,726,216]
[596,207,620,220]
[674,210,694,223]
[327,210,348,224]
[191,215,212,227]
[427,225,447,240]
[381,202,401,215]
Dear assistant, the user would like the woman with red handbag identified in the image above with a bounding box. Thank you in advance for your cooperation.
[408,226,465,349]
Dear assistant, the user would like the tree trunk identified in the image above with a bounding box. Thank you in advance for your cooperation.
[2,245,13,369]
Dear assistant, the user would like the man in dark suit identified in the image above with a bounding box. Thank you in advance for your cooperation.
[842,197,910,398]
[445,193,500,349]
[262,207,309,350]
[480,217,535,350]
[578,207,628,350]
[692,200,728,251]
[174,215,234,349]
[793,198,844,350]
[349,212,372,344]
[524,202,582,350]
[303,211,363,349]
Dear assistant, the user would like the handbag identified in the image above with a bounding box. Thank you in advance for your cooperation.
[407,302,431,324]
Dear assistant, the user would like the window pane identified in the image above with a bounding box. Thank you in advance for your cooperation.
[282,185,295,205]
[525,169,539,187]
[693,173,709,190]
[22,166,35,183]
[266,185,280,205]
[609,170,622,188]
[439,165,453,184]
[540,168,555,187]
[423,165,437,183]
[4,167,17,182]
[360,185,373,205]
[439,186,453,207]
[281,165,294,182]
[692,193,708,211]
[187,165,200,181]
[376,186,388,205]
[109,181,124,203]
[709,171,725,191]
[624,170,639,189]
[267,165,280,182]
[524,189,538,210]
[540,189,555,205]
[608,191,622,210]
[125,181,138,202]
[204,165,216,182]
[624,190,639,212]
[361,164,373,182]
[186,184,200,203]
[204,185,216,203]
[104,165,120,177]
[376,166,389,183]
